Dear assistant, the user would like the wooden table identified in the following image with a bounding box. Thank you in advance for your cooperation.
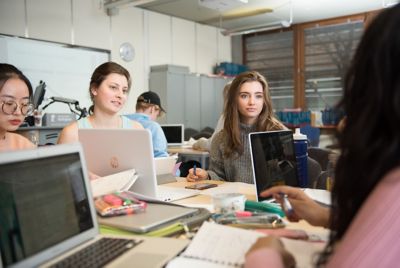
[167,179,329,267]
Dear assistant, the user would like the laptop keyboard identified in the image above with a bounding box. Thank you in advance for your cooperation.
[49,237,143,268]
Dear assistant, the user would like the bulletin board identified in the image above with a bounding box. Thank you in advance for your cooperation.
[0,35,110,114]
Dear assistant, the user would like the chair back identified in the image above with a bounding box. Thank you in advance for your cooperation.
[308,147,332,171]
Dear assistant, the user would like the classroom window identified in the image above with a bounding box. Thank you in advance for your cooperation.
[243,13,370,117]
[304,21,364,110]
[244,31,294,111]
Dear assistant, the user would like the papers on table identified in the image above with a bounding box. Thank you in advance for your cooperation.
[90,169,137,197]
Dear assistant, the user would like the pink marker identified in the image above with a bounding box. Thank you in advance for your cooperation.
[235,211,253,217]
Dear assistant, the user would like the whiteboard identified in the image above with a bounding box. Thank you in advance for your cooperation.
[0,35,109,114]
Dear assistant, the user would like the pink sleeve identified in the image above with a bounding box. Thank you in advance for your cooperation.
[327,168,400,267]
[245,248,284,268]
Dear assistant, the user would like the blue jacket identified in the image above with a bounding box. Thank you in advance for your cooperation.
[124,113,169,158]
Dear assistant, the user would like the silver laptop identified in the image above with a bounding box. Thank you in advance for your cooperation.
[249,130,300,202]
[0,144,188,268]
[154,156,178,184]
[78,129,199,202]
[160,124,184,146]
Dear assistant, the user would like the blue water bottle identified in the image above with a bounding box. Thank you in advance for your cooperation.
[293,128,308,187]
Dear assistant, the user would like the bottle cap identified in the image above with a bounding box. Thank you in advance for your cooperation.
[293,128,307,140]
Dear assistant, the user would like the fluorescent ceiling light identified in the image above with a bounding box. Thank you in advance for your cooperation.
[221,20,291,36]
[222,0,293,36]
[104,0,157,15]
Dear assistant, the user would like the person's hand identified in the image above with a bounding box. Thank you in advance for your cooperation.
[247,236,296,268]
[186,167,208,182]
[261,186,330,227]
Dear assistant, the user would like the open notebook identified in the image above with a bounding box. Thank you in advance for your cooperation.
[79,128,199,201]
[0,144,188,268]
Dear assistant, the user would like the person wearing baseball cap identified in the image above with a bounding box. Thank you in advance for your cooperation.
[125,91,168,157]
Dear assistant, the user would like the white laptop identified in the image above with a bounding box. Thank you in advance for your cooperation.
[0,144,188,268]
[160,124,184,146]
[78,128,199,202]
[154,156,178,184]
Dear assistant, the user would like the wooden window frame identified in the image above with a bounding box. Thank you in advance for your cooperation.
[243,9,382,110]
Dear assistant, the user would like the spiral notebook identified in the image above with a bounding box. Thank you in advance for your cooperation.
[167,221,264,267]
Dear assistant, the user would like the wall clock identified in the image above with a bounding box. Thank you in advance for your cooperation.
[119,42,135,62]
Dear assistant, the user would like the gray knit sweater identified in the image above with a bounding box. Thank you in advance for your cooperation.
[208,123,257,184]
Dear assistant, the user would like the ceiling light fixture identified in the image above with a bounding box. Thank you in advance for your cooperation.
[221,0,293,36]
[221,20,290,36]
[103,0,157,16]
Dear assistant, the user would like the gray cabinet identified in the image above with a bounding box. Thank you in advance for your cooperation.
[150,65,232,132]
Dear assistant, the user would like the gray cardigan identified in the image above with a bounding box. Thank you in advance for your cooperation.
[208,123,257,184]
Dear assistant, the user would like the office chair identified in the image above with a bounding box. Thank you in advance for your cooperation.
[315,171,329,189]
[192,131,212,140]
[201,126,214,134]
[307,157,322,188]
[308,147,333,171]
[184,128,199,140]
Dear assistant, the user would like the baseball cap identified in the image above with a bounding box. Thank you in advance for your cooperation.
[137,91,166,113]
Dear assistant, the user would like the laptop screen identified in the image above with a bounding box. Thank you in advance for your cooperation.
[0,152,93,266]
[160,124,184,145]
[249,130,299,201]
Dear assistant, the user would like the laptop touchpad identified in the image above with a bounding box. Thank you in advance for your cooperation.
[118,252,168,268]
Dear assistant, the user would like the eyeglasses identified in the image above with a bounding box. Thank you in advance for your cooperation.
[1,100,34,116]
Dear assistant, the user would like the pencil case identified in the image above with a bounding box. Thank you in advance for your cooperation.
[95,192,147,217]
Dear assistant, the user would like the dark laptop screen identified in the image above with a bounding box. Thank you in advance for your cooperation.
[0,153,93,266]
[249,130,299,201]
[161,125,183,145]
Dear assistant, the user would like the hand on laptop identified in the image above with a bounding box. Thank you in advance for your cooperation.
[261,186,330,228]
[186,167,208,182]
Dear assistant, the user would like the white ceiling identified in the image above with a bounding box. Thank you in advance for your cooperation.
[132,0,397,32]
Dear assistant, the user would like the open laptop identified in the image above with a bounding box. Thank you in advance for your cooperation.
[160,124,184,146]
[154,156,179,184]
[0,144,189,268]
[249,130,300,202]
[78,128,199,202]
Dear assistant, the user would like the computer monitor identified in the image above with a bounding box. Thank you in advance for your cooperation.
[160,124,184,146]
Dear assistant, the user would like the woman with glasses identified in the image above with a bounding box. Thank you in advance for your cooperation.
[0,63,35,151]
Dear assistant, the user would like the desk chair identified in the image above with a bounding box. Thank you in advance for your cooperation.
[315,170,329,189]
[184,128,199,141]
[192,131,212,140]
[308,147,332,171]
[307,157,322,188]
[201,126,214,134]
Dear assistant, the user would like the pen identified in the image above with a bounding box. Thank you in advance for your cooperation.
[193,164,197,176]
[280,193,293,216]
